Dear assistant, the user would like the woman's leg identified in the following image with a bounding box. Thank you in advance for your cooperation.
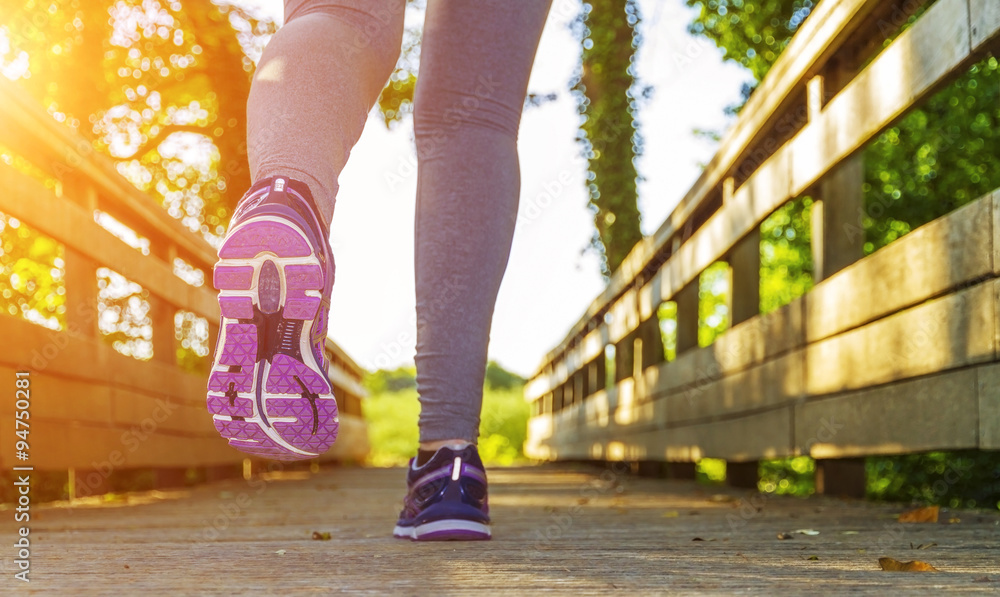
[412,0,552,447]
[209,0,404,461]
[247,0,405,225]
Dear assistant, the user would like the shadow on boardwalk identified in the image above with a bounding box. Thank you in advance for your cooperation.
[4,464,999,594]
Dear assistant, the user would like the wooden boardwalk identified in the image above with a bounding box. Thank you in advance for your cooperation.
[3,464,998,595]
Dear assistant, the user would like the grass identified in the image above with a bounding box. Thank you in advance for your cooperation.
[361,385,530,467]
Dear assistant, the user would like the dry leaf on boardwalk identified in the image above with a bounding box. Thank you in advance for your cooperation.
[878,557,938,572]
[897,505,939,523]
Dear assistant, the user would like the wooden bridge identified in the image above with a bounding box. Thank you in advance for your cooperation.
[526,0,1000,496]
[1,0,999,593]
[0,74,368,494]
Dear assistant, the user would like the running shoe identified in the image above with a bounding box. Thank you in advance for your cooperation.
[207,176,338,461]
[393,444,492,541]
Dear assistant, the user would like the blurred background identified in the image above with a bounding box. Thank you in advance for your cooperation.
[1,0,999,508]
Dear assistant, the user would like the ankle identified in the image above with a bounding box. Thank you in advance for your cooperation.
[416,439,473,467]
[419,439,472,452]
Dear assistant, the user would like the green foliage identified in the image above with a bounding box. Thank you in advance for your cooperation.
[759,456,815,496]
[574,0,644,276]
[868,451,1000,511]
[861,57,1000,253]
[759,196,813,314]
[685,0,814,82]
[376,20,421,127]
[484,360,526,391]
[362,387,422,467]
[695,458,726,483]
[361,366,530,467]
[363,366,417,395]
[698,261,729,347]
[0,0,274,239]
[657,301,677,361]
[477,387,530,466]
[175,310,210,375]
[0,213,66,330]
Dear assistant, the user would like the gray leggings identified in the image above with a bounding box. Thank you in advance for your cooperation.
[248,0,552,443]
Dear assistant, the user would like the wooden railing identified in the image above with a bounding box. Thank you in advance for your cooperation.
[0,78,368,490]
[525,0,1000,493]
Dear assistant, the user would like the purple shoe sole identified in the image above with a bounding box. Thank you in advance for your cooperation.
[207,215,338,461]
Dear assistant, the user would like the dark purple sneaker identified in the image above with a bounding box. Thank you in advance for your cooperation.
[393,444,491,541]
[207,176,338,461]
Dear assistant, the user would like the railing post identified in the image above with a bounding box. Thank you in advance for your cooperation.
[726,460,759,489]
[148,293,176,365]
[63,248,99,339]
[729,228,761,326]
[815,457,866,498]
[813,154,865,282]
[675,281,699,353]
[666,461,696,480]
[639,317,664,368]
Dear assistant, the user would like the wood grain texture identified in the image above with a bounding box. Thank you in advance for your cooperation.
[9,464,998,595]
[795,367,981,458]
[0,167,220,321]
[971,0,1000,50]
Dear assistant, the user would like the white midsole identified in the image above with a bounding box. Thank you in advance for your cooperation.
[393,519,491,539]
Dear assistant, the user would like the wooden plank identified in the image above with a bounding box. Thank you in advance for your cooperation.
[0,420,238,470]
[663,350,805,424]
[524,414,554,459]
[4,465,1000,593]
[0,366,112,424]
[63,247,100,339]
[977,361,1000,450]
[110,388,216,436]
[675,280,699,353]
[815,154,865,280]
[805,281,995,396]
[0,167,220,320]
[642,300,805,400]
[795,367,980,458]
[0,315,207,408]
[324,337,367,382]
[790,0,972,195]
[650,406,793,462]
[806,193,994,343]
[729,228,760,326]
[327,365,366,401]
[970,0,1000,51]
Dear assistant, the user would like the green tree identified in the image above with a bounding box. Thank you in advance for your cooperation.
[574,0,644,276]
[484,360,526,391]
[0,0,273,240]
